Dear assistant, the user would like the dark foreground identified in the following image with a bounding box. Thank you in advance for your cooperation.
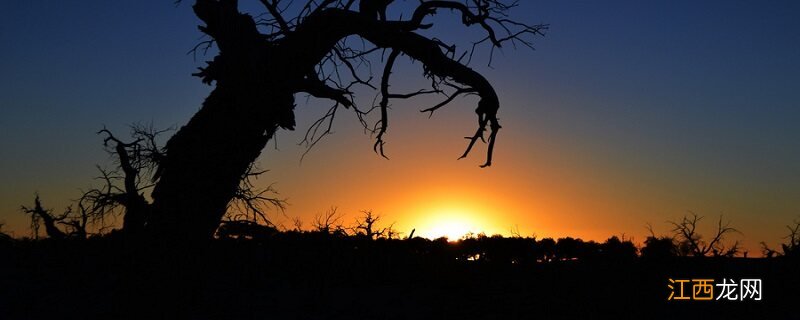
[1,237,797,320]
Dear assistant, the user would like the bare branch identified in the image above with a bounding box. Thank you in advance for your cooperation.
[313,207,346,235]
[373,49,400,158]
[297,75,355,107]
[21,195,66,239]
[352,210,388,239]
[259,0,292,34]
[227,162,287,226]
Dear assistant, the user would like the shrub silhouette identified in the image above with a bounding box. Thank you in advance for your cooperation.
[600,236,637,261]
[641,236,678,260]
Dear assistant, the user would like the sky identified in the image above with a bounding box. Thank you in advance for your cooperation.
[1,1,799,253]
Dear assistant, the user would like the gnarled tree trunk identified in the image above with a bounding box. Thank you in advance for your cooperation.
[147,1,297,241]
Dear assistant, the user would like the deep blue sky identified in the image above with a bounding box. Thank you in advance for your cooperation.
[1,1,798,250]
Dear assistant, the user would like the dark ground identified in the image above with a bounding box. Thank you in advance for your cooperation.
[1,236,797,320]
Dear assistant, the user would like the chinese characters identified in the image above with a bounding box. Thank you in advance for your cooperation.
[667,278,762,301]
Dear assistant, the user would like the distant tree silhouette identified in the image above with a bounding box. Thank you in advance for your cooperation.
[137,0,545,242]
[760,241,779,258]
[555,237,582,260]
[761,218,800,259]
[538,237,556,262]
[312,207,347,236]
[641,236,678,260]
[479,234,536,264]
[600,235,637,261]
[351,210,395,239]
[20,191,119,240]
[780,219,800,259]
[640,223,678,260]
[668,212,740,257]
[21,195,67,239]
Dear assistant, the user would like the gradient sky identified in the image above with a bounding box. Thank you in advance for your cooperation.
[1,1,798,253]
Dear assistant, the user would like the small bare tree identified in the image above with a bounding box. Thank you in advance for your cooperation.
[352,210,389,239]
[19,125,164,239]
[21,195,67,239]
[669,212,740,257]
[21,188,124,240]
[782,219,800,258]
[312,207,346,235]
[762,218,800,258]
[88,124,169,234]
[639,223,679,259]
[761,241,779,258]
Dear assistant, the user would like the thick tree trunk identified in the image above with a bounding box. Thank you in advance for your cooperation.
[143,0,299,242]
[147,85,293,241]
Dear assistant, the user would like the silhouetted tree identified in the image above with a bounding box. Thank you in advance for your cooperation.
[601,235,637,261]
[639,223,677,260]
[555,237,581,260]
[761,218,800,259]
[641,237,677,260]
[22,193,113,240]
[538,237,556,262]
[780,219,799,259]
[21,195,68,239]
[761,241,779,258]
[18,125,169,240]
[94,125,166,235]
[482,234,535,264]
[140,0,545,242]
[669,212,740,257]
[351,210,392,239]
[312,207,347,236]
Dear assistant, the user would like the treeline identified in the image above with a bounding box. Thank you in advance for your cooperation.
[207,210,800,262]
[4,204,799,261]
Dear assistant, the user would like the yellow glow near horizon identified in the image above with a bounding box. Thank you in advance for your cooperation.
[416,207,487,240]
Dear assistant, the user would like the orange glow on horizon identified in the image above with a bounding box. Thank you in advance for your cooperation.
[415,207,485,240]
[399,190,527,240]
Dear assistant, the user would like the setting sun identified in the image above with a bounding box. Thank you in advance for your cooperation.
[416,208,487,240]
[425,220,475,240]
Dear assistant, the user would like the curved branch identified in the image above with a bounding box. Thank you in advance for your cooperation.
[374,49,400,158]
[259,0,291,34]
[287,9,506,166]
[358,20,502,167]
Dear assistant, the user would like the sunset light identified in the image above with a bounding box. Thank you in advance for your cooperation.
[417,208,485,240]
[3,1,800,318]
